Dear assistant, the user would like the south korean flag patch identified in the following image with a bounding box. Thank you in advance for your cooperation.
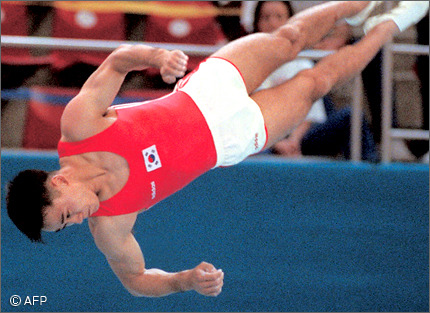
[142,145,162,172]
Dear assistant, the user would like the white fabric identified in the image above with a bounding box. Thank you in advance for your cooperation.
[257,58,327,124]
[345,1,383,26]
[175,57,267,167]
[364,1,429,33]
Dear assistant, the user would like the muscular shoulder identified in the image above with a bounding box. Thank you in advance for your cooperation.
[88,213,138,259]
[60,95,116,142]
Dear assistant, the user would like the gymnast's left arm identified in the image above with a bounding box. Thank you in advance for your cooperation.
[89,217,224,297]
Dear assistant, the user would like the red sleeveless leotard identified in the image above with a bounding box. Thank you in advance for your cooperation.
[57,91,217,216]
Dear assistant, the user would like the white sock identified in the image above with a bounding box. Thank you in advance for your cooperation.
[345,1,383,26]
[364,1,429,33]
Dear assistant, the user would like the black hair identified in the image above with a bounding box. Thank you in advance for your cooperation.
[253,1,295,33]
[6,169,53,243]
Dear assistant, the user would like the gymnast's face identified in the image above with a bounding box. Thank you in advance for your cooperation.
[257,2,291,33]
[42,175,99,232]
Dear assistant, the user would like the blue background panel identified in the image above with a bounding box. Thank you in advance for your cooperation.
[1,150,428,312]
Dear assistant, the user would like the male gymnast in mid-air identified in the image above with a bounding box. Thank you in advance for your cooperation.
[6,1,429,297]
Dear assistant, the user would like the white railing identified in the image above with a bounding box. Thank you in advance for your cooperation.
[1,35,336,58]
[1,35,429,162]
[381,42,429,163]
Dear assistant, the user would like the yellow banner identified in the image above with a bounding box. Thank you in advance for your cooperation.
[1,1,27,5]
[51,1,240,18]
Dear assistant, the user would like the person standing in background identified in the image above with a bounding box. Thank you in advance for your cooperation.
[253,1,378,161]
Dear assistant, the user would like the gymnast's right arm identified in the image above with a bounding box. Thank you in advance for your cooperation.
[89,217,224,297]
[60,44,188,141]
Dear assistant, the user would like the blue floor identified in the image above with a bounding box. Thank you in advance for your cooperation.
[1,150,429,312]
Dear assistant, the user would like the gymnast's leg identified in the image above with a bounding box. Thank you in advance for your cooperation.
[212,1,372,94]
[253,1,429,147]
[252,20,400,147]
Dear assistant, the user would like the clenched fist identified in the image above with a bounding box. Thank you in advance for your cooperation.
[188,262,224,297]
[160,50,189,84]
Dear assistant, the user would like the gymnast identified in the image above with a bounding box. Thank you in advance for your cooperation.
[6,1,428,298]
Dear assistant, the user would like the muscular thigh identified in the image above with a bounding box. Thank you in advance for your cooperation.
[212,33,294,94]
[251,73,316,148]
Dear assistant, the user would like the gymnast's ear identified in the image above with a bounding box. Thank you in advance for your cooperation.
[50,175,69,187]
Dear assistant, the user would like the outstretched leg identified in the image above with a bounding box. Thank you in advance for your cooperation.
[212,1,372,94]
[253,20,399,147]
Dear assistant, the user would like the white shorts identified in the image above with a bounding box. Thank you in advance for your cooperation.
[175,57,267,167]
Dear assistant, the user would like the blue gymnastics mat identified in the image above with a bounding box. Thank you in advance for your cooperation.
[1,149,429,312]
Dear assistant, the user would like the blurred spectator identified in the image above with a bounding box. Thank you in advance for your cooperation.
[291,1,399,147]
[406,13,429,160]
[253,1,378,161]
[213,1,247,41]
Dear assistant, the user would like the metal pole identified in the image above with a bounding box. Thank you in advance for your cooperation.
[380,1,396,163]
[1,35,335,59]
[381,42,394,163]
[391,43,430,55]
[0,35,223,56]
[350,76,363,162]
[390,129,430,140]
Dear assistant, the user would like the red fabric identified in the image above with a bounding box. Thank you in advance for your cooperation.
[23,87,79,149]
[1,3,50,65]
[144,1,226,71]
[120,89,171,101]
[58,91,217,216]
[50,6,125,69]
